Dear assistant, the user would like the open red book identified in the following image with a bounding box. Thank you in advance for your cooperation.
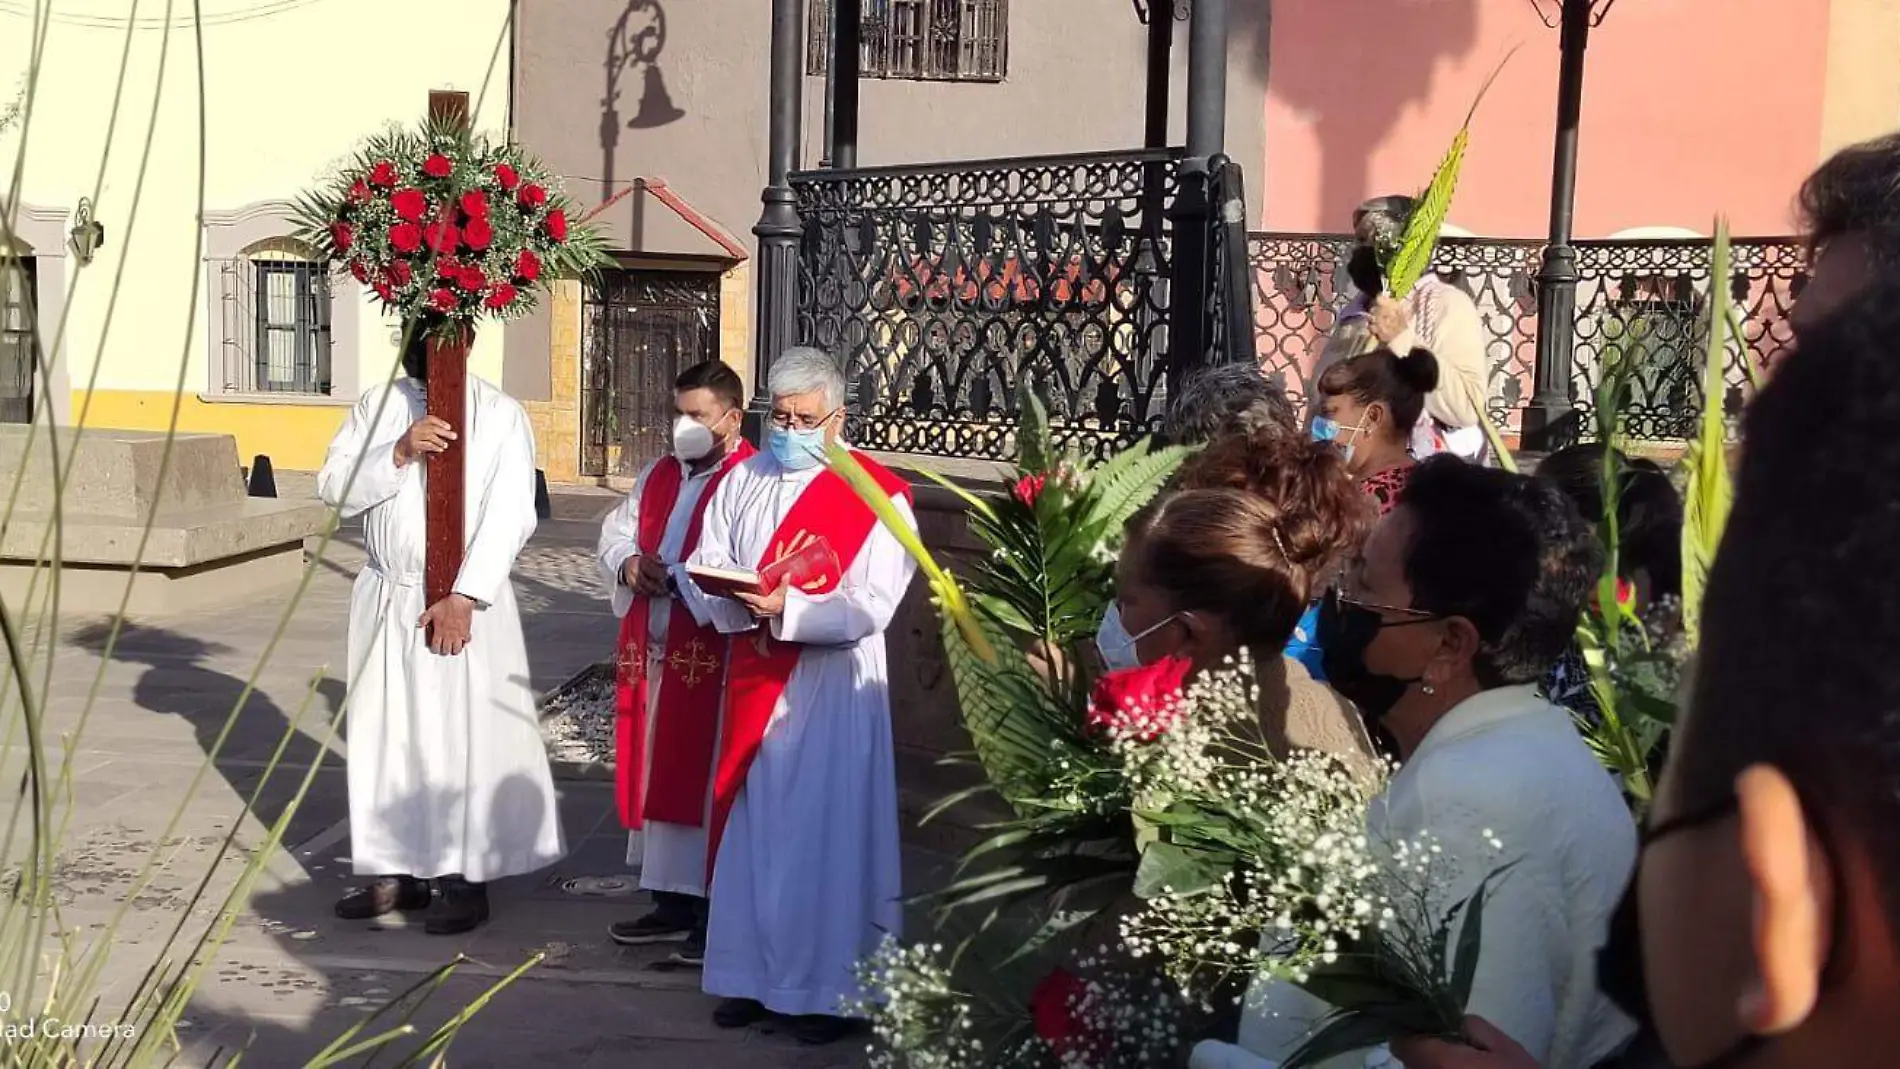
[686,536,840,600]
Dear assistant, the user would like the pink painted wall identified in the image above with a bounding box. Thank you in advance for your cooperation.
[1260,0,1831,238]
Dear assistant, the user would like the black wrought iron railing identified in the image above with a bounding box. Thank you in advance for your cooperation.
[1249,232,1809,442]
[791,148,1252,462]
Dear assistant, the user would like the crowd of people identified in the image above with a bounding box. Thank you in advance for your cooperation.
[310,126,1900,1066]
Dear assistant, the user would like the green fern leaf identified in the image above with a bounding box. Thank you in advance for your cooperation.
[1080,443,1194,535]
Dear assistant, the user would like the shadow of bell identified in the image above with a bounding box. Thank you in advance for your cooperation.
[628,65,684,129]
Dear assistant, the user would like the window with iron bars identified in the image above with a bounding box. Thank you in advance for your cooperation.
[212,251,333,396]
[807,0,1008,82]
[0,257,36,423]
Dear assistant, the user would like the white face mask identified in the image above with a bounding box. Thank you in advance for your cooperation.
[1095,602,1178,671]
[671,413,719,462]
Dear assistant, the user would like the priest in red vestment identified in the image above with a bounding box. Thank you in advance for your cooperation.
[679,347,918,1046]
[596,360,753,968]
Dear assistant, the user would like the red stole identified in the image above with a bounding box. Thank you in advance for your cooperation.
[613,441,755,831]
[706,452,913,883]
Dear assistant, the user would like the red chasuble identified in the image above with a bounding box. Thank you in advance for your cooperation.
[613,441,755,830]
[706,452,913,883]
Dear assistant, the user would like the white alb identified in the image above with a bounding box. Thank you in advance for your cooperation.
[318,376,566,884]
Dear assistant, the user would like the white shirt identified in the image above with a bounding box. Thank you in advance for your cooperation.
[1202,686,1637,1069]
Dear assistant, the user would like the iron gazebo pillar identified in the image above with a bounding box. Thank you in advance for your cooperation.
[1165,0,1228,398]
[826,0,862,168]
[748,0,806,445]
[1524,0,1611,451]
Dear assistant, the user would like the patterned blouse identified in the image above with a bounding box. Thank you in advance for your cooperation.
[1360,464,1414,516]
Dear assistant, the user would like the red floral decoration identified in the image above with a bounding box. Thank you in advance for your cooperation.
[1087,656,1193,742]
[296,117,606,325]
[1029,968,1086,1047]
[1012,473,1047,507]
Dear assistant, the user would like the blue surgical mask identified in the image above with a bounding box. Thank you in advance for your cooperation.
[1095,602,1140,671]
[770,426,826,471]
[1311,415,1362,465]
[1094,601,1179,671]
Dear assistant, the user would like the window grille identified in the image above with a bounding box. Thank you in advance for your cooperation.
[212,250,333,396]
[807,0,1007,82]
[0,257,35,423]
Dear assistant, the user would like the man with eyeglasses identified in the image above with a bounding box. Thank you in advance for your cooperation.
[672,346,918,1046]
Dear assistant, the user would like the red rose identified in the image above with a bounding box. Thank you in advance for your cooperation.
[494,162,520,191]
[1029,968,1095,1055]
[388,223,423,254]
[1087,656,1193,742]
[484,283,518,310]
[329,223,353,253]
[463,216,494,252]
[429,288,458,313]
[1590,577,1638,616]
[1013,473,1047,506]
[367,161,397,188]
[545,208,568,241]
[457,266,487,292]
[348,260,370,283]
[387,260,412,286]
[514,248,541,283]
[347,179,372,205]
[390,188,427,222]
[423,220,460,253]
[423,154,453,179]
[518,183,547,209]
[373,281,396,303]
[460,189,489,219]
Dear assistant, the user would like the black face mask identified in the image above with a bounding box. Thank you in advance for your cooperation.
[1315,589,1437,727]
[1346,244,1386,298]
[1597,794,1838,1069]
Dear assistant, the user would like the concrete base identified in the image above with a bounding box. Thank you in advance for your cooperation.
[0,541,313,617]
[0,427,332,618]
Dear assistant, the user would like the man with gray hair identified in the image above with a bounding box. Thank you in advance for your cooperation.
[1163,361,1298,447]
[675,346,918,1045]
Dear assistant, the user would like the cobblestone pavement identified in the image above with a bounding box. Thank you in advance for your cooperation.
[9,495,893,1068]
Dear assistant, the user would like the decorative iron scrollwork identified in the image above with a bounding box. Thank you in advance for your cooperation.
[1246,232,1806,443]
[792,149,1186,461]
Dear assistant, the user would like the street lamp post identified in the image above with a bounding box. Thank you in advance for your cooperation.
[1524,0,1616,452]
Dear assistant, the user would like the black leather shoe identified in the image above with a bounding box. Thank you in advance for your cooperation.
[335,876,431,920]
[422,875,489,935]
[712,997,766,1029]
[792,1014,853,1046]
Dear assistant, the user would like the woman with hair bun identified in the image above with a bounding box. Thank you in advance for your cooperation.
[1104,435,1377,760]
[1313,345,1442,514]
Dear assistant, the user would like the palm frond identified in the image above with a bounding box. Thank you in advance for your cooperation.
[1015,381,1055,475]
[1680,217,1736,644]
[1383,49,1515,297]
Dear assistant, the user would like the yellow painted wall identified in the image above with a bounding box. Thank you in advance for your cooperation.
[74,390,349,471]
[0,0,513,466]
[1821,0,1900,156]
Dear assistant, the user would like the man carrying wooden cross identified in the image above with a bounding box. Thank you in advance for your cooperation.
[595,360,754,967]
[319,326,566,935]
[677,346,918,1046]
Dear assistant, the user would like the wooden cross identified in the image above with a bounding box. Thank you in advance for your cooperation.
[423,89,472,611]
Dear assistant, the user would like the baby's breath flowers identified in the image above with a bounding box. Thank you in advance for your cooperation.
[848,937,1192,1068]
[1106,655,1388,1002]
